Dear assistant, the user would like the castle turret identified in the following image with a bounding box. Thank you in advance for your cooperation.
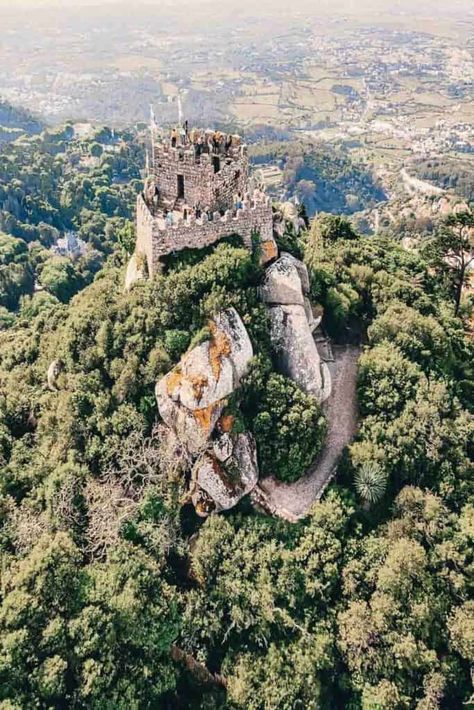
[135,126,278,275]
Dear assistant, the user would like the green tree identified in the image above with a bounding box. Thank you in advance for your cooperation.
[354,461,388,508]
[39,256,82,303]
[0,232,34,309]
[71,544,179,707]
[0,533,83,707]
[428,211,474,316]
[338,487,473,707]
[246,371,326,482]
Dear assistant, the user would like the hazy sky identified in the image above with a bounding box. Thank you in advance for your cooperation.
[0,0,472,22]
[0,0,472,8]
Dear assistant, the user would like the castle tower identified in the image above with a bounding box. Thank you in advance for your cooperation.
[135,125,278,275]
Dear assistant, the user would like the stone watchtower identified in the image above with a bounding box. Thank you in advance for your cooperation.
[135,125,277,275]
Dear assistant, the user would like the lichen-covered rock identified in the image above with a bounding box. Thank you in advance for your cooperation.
[260,238,279,265]
[232,432,260,492]
[171,342,235,411]
[260,254,306,306]
[156,308,253,455]
[47,359,64,391]
[269,303,323,398]
[320,362,333,403]
[156,383,224,454]
[191,485,216,518]
[124,253,146,292]
[260,253,331,402]
[304,296,316,330]
[212,308,253,382]
[213,432,233,462]
[192,432,259,512]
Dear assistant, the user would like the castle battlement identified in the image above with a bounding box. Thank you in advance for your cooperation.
[136,125,277,275]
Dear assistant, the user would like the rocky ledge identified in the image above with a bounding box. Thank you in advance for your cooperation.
[156,307,259,516]
[260,252,331,402]
[156,252,333,517]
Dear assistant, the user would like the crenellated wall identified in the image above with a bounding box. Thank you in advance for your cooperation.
[136,128,278,275]
[136,193,276,275]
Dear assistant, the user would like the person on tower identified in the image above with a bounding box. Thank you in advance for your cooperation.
[195,134,204,159]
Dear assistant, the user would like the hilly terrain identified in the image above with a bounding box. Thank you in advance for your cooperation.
[0,100,43,142]
[0,116,472,708]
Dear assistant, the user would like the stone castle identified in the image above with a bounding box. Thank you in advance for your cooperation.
[127,122,338,519]
[135,126,278,275]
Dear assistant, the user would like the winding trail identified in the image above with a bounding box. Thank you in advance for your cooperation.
[252,344,360,521]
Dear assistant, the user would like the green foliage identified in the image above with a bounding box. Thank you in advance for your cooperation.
[19,291,61,320]
[358,342,424,420]
[0,306,15,330]
[243,366,326,482]
[0,231,34,309]
[164,329,191,361]
[337,487,473,707]
[0,124,471,710]
[0,534,180,707]
[38,256,82,303]
[354,461,388,507]
[70,544,179,707]
[185,493,352,704]
[423,211,474,316]
[368,302,453,374]
[0,124,143,315]
[325,282,360,333]
[250,139,385,215]
[311,213,358,244]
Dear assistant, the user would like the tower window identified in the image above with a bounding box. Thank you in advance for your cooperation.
[213,156,220,174]
[177,174,185,199]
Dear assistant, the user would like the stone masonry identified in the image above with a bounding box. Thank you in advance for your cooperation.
[135,128,277,275]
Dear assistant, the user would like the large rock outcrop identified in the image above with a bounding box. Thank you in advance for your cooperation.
[273,201,307,239]
[156,308,253,454]
[156,308,259,515]
[261,252,331,402]
[47,359,64,391]
[124,253,146,292]
[191,432,259,515]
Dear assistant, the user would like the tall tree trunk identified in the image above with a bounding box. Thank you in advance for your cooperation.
[454,263,465,317]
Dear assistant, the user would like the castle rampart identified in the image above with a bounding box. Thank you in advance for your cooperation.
[136,126,277,274]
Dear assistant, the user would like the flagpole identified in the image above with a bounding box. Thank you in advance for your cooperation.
[149,104,156,176]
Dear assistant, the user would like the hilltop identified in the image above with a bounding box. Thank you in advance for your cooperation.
[0,116,472,707]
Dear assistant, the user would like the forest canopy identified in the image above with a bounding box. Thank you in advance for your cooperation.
[0,123,472,709]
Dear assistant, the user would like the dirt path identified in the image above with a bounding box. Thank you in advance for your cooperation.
[253,345,360,521]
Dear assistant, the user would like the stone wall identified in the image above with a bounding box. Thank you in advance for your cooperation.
[136,194,155,274]
[152,145,248,211]
[136,193,276,275]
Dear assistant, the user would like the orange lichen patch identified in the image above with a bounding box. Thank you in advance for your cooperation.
[260,240,278,264]
[189,374,209,403]
[166,367,182,396]
[208,321,231,381]
[194,403,218,434]
[211,455,234,493]
[195,495,216,517]
[217,413,235,433]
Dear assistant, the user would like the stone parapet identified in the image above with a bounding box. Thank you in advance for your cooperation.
[136,193,276,275]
